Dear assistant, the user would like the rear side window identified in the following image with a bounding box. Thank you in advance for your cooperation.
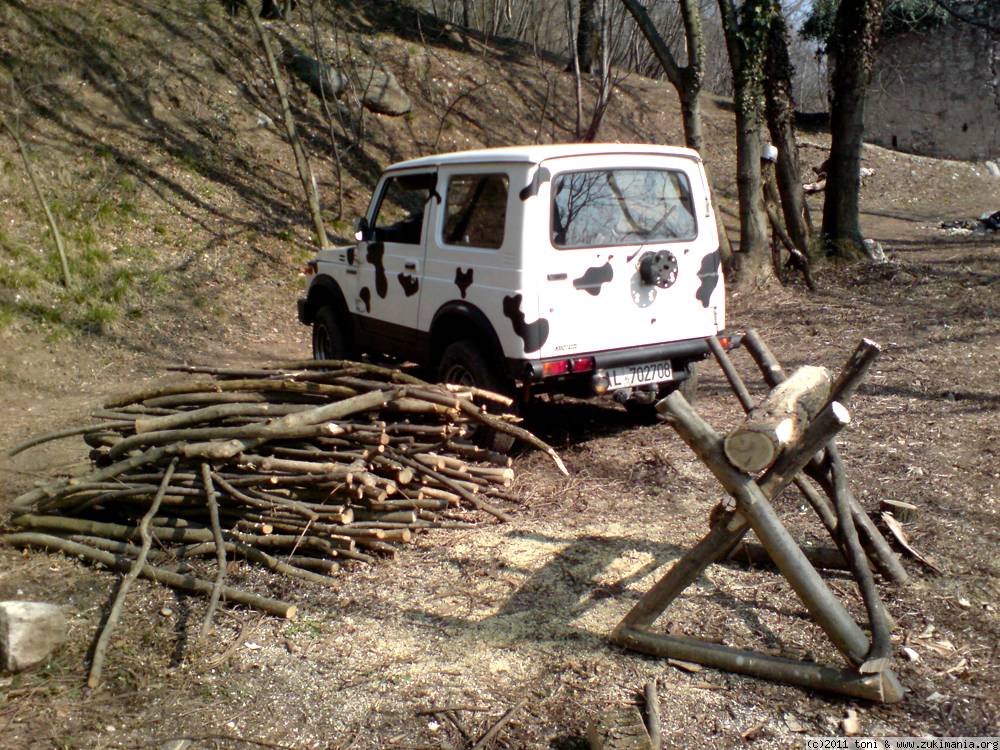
[443,173,509,249]
[551,169,696,248]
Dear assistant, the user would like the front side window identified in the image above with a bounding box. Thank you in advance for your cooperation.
[373,172,436,245]
[443,173,509,249]
[551,168,696,248]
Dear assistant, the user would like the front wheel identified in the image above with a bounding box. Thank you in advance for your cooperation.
[438,340,516,453]
[312,305,352,361]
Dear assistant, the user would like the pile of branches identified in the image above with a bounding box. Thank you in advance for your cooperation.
[3,360,567,635]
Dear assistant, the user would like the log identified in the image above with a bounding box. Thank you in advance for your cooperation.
[14,446,170,512]
[106,422,345,460]
[643,681,662,750]
[386,450,513,523]
[741,331,908,585]
[723,365,832,473]
[727,542,849,570]
[8,421,134,457]
[10,515,349,554]
[199,463,227,638]
[87,459,179,688]
[1,533,297,618]
[133,403,311,433]
[105,378,357,408]
[879,499,917,523]
[828,450,892,674]
[587,705,652,750]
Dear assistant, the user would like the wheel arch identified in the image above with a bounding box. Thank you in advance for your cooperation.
[303,274,351,326]
[429,301,506,373]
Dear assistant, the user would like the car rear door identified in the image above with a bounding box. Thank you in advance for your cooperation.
[534,153,723,360]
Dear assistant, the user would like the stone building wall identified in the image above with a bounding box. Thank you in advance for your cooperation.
[865,16,1000,161]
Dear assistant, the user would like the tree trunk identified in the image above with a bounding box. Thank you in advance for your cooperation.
[678,73,703,153]
[618,0,734,266]
[576,0,599,75]
[764,12,812,255]
[822,0,884,258]
[245,4,329,248]
[717,0,773,288]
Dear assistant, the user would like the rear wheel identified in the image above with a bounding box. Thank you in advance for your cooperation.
[312,305,351,361]
[623,363,699,424]
[438,340,516,453]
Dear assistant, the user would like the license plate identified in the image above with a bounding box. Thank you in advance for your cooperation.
[606,360,673,391]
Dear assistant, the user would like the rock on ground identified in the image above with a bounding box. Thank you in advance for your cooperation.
[0,601,68,673]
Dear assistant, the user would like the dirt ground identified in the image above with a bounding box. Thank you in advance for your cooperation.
[1,1,999,748]
[1,193,998,749]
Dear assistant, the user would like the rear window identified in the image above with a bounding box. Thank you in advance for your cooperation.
[551,168,696,248]
[443,173,509,249]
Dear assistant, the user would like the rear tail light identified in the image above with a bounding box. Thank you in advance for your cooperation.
[303,260,318,276]
[541,357,596,378]
[542,360,570,378]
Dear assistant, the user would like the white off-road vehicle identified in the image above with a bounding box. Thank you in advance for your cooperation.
[298,143,730,417]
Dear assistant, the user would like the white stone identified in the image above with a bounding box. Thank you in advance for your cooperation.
[863,239,887,263]
[0,601,68,673]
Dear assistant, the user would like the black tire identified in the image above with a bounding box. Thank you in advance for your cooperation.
[438,340,516,453]
[312,305,351,361]
[674,362,699,402]
[623,363,699,424]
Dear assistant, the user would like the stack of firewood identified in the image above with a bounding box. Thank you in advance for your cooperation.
[3,360,567,621]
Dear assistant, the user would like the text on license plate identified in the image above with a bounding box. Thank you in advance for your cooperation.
[607,360,673,390]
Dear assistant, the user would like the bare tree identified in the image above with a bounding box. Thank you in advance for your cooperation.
[716,0,774,287]
[763,8,812,256]
[576,0,599,73]
[619,0,735,265]
[244,1,329,247]
[1,112,73,289]
[822,0,884,257]
[620,0,705,151]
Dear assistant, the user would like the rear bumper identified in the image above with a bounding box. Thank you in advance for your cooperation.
[514,333,738,382]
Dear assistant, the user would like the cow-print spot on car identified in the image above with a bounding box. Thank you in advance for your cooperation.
[572,262,614,296]
[397,273,419,297]
[359,286,372,313]
[366,242,388,298]
[502,293,549,353]
[695,250,721,307]
[454,267,474,299]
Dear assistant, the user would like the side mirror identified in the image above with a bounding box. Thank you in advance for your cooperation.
[353,216,371,242]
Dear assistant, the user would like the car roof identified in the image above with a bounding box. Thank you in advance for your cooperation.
[385,143,701,171]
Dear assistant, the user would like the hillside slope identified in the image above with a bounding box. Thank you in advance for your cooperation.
[0,0,994,372]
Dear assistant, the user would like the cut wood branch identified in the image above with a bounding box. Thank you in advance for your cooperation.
[87,458,178,689]
[1,115,72,288]
[1,533,297,618]
[199,463,227,638]
[5,360,541,636]
[723,365,832,473]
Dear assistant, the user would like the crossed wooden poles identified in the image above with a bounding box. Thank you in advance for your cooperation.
[610,331,908,703]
